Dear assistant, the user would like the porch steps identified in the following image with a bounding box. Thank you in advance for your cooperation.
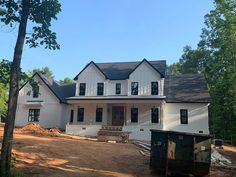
[97,129,130,143]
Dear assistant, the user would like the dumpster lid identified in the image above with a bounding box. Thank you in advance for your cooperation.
[150,129,212,138]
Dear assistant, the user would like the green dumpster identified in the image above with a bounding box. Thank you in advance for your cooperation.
[150,130,212,177]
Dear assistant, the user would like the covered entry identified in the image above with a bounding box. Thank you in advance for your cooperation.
[112,106,124,126]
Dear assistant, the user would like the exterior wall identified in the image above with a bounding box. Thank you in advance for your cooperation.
[128,61,163,96]
[76,64,106,96]
[106,80,128,96]
[15,75,67,129]
[123,103,162,141]
[68,103,108,125]
[66,125,102,136]
[163,103,209,134]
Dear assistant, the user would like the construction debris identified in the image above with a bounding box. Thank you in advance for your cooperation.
[211,148,236,169]
[133,141,151,157]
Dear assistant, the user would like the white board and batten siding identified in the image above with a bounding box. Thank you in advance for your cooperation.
[128,61,164,96]
[15,75,68,129]
[163,103,209,134]
[76,64,106,96]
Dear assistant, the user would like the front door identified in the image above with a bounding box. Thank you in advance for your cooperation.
[112,106,124,126]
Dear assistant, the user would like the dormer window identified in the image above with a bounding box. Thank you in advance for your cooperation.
[151,82,158,95]
[79,83,86,96]
[97,83,104,96]
[116,83,121,95]
[131,82,138,95]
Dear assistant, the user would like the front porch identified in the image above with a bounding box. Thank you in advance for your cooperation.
[65,100,164,141]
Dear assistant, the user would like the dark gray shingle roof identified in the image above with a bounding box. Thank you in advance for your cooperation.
[35,73,76,104]
[74,59,167,80]
[164,74,210,103]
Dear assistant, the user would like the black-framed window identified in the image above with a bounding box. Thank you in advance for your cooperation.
[28,109,40,122]
[116,83,121,95]
[180,109,188,124]
[79,83,86,96]
[96,108,103,122]
[70,110,74,123]
[77,108,84,122]
[131,82,138,95]
[151,108,159,123]
[131,108,138,123]
[151,82,159,95]
[97,83,104,96]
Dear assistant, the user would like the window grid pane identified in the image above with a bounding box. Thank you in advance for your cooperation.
[151,108,159,123]
[96,108,103,122]
[28,109,40,122]
[79,83,86,96]
[131,108,138,123]
[180,109,188,124]
[131,82,138,95]
[97,83,104,96]
[151,82,159,95]
[77,108,84,122]
[116,83,121,95]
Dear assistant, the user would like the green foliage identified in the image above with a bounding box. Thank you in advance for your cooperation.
[27,66,54,79]
[0,83,7,119]
[169,0,236,145]
[60,77,74,84]
[0,59,11,87]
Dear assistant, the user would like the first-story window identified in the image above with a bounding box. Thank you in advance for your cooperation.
[131,108,138,123]
[79,83,86,96]
[70,110,74,123]
[96,108,103,122]
[77,108,84,122]
[131,82,138,95]
[180,109,188,124]
[28,109,40,122]
[97,83,104,96]
[151,108,159,123]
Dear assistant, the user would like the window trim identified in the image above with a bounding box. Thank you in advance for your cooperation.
[116,83,121,95]
[97,83,104,96]
[151,107,159,123]
[79,83,86,96]
[96,108,103,122]
[151,81,159,95]
[131,82,138,95]
[28,109,40,122]
[131,108,138,123]
[77,108,84,122]
[180,109,188,124]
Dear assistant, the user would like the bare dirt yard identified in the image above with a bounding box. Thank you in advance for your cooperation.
[0,124,235,177]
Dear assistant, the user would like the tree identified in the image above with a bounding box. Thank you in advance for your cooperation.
[60,77,74,84]
[0,1,61,176]
[169,0,236,144]
[28,66,54,79]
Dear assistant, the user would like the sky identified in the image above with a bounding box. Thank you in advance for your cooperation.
[0,0,214,80]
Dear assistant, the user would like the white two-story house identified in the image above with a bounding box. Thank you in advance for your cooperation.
[15,59,210,141]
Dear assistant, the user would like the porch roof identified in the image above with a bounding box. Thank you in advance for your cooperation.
[66,95,166,101]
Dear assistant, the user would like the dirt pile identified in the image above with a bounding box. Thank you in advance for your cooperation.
[18,123,61,137]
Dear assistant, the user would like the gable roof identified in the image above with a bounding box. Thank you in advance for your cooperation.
[20,73,76,104]
[74,59,166,80]
[164,74,210,103]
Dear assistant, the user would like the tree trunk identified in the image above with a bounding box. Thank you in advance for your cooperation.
[0,0,30,176]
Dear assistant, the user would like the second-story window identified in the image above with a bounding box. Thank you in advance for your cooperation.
[151,82,158,95]
[32,85,39,98]
[131,82,138,95]
[116,83,121,95]
[79,83,86,96]
[97,83,104,96]
[180,109,188,124]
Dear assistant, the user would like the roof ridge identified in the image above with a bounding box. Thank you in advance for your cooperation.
[95,59,166,65]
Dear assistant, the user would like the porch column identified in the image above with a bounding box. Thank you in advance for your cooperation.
[124,104,126,126]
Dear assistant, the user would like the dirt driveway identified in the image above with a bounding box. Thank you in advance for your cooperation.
[0,125,236,177]
[0,126,158,177]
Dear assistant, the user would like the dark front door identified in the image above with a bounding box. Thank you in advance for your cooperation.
[112,106,124,126]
